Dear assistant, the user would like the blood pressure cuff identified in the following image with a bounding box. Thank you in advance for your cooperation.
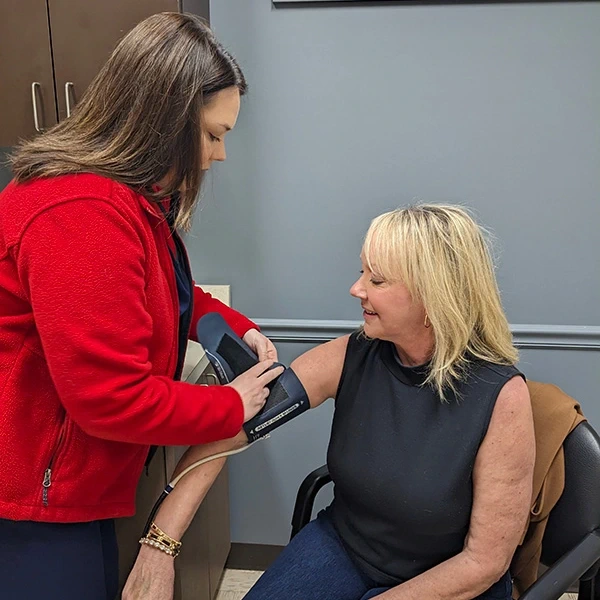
[196,313,310,442]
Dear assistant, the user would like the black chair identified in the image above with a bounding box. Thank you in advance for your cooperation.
[291,422,600,600]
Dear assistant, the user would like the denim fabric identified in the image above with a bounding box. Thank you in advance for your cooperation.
[244,510,512,600]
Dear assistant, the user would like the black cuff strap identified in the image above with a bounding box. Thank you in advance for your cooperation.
[243,367,309,442]
[197,313,310,440]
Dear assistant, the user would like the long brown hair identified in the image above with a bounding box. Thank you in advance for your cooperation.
[10,12,246,230]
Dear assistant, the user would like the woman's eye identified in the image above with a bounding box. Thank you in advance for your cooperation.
[209,133,222,142]
[360,269,383,285]
[370,274,385,285]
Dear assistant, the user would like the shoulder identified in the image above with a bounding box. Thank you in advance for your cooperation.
[2,173,114,202]
[473,358,528,404]
[2,173,140,218]
[466,359,524,398]
[43,174,143,215]
[2,174,146,247]
[291,329,373,372]
[472,374,534,491]
[470,358,521,382]
[495,375,530,413]
[291,334,350,375]
[290,334,351,408]
[488,375,532,439]
[458,360,529,440]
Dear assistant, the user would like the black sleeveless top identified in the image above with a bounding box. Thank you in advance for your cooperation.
[328,331,523,586]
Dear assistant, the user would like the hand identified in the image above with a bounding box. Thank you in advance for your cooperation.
[227,360,284,422]
[243,329,278,361]
[122,544,175,600]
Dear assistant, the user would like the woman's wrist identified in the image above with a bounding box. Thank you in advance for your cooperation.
[137,541,176,562]
[139,522,182,558]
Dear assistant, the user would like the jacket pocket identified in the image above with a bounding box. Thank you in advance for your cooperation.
[42,415,72,507]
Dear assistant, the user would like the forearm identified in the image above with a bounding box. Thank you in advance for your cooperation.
[152,431,248,541]
[377,550,504,600]
[124,432,249,596]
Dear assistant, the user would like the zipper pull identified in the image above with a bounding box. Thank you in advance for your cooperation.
[43,468,52,487]
[42,468,52,507]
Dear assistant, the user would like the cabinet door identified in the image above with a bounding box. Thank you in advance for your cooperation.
[181,0,210,20]
[206,465,231,599]
[167,456,230,600]
[0,0,57,146]
[47,0,180,121]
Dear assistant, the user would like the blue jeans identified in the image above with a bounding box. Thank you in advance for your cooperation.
[0,518,119,600]
[244,511,512,600]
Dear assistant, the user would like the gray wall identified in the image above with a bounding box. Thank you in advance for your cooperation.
[1,2,597,547]
[194,0,600,545]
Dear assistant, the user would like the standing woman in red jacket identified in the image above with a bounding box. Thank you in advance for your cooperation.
[0,12,281,600]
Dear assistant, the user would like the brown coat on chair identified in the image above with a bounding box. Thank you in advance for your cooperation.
[511,380,586,598]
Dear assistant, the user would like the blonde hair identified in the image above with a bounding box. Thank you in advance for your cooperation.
[363,204,518,400]
[10,13,246,231]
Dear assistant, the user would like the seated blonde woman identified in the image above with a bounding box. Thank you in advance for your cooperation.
[125,205,535,600]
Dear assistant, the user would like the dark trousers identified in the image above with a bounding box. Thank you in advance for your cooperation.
[244,510,512,600]
[0,518,119,600]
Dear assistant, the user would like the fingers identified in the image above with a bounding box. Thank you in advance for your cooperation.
[255,340,269,362]
[259,365,284,385]
[245,359,276,378]
[258,337,278,362]
[243,360,284,383]
[246,330,278,362]
[265,343,278,362]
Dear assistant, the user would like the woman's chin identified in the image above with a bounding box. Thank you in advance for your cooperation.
[362,320,379,337]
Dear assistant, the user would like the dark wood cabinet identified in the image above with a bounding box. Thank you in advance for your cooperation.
[0,0,57,145]
[47,0,179,122]
[0,0,209,145]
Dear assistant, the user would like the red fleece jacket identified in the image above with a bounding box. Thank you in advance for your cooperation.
[0,174,256,522]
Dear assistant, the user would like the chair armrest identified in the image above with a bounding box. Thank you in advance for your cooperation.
[519,530,600,600]
[290,464,332,540]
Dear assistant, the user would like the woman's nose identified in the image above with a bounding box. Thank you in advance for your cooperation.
[350,279,365,299]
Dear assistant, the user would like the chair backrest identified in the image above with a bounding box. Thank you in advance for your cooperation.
[541,421,600,566]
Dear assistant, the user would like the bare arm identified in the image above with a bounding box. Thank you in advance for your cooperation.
[290,334,349,408]
[154,432,249,539]
[136,333,349,543]
[122,431,248,599]
[123,335,349,599]
[376,376,535,600]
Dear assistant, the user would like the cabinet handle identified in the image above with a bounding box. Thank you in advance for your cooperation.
[31,82,45,133]
[65,82,75,118]
[204,373,219,385]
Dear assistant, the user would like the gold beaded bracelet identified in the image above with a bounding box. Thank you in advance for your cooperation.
[139,522,182,558]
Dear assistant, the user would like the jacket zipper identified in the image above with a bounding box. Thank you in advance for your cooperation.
[42,418,68,507]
